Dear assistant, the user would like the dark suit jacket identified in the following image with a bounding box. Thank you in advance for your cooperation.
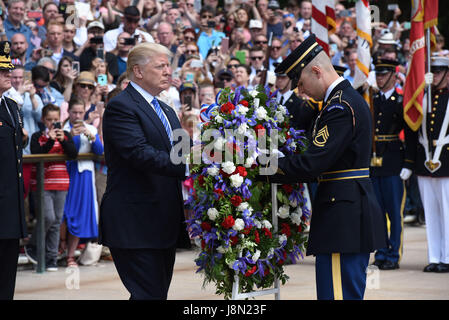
[0,97,27,239]
[99,83,188,249]
[275,80,386,255]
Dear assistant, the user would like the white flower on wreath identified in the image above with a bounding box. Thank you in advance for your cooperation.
[222,161,236,175]
[233,218,245,231]
[278,234,287,246]
[252,250,261,263]
[255,107,268,121]
[277,205,290,219]
[207,208,219,221]
[290,212,301,226]
[238,105,249,115]
[262,219,272,229]
[275,111,284,123]
[237,202,249,211]
[244,156,255,168]
[229,174,244,188]
[278,105,287,115]
[249,90,259,98]
[254,219,261,229]
[215,114,223,123]
[214,136,226,151]
[207,166,219,176]
[217,245,229,254]
[237,122,248,135]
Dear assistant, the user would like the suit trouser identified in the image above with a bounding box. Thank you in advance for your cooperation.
[110,246,176,300]
[417,176,449,264]
[371,176,406,263]
[315,252,370,300]
[0,239,19,300]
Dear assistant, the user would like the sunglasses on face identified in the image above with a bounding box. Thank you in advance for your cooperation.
[186,49,197,54]
[202,15,213,19]
[220,77,232,82]
[251,56,263,61]
[34,83,47,89]
[79,83,95,89]
[184,37,195,41]
[227,64,239,68]
[272,46,281,50]
[255,41,268,45]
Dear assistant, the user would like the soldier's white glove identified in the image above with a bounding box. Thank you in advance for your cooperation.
[425,72,434,85]
[400,168,412,181]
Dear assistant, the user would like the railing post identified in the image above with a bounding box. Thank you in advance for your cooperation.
[35,161,45,273]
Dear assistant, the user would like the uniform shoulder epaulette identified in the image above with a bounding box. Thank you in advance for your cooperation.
[323,90,348,112]
[306,97,323,111]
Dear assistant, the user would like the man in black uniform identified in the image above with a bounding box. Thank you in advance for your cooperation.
[0,41,28,300]
[266,35,385,300]
[370,58,415,270]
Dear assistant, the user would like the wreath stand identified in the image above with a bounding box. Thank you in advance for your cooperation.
[231,183,281,300]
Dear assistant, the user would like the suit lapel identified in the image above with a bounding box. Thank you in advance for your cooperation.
[1,98,16,128]
[125,85,172,150]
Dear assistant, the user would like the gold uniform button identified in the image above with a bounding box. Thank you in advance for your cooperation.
[431,120,435,125]
[331,197,336,202]
[19,172,22,178]
[431,114,435,118]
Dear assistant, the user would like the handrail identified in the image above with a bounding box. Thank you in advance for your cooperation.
[23,153,104,163]
[25,152,104,273]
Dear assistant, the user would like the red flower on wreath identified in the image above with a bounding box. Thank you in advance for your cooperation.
[281,223,291,237]
[262,227,272,239]
[220,102,235,114]
[230,195,243,207]
[254,230,260,244]
[221,215,235,229]
[235,166,247,177]
[198,175,205,187]
[201,221,212,232]
[281,184,293,194]
[214,188,224,199]
[239,100,249,107]
[255,124,265,137]
[230,235,239,246]
[245,265,257,277]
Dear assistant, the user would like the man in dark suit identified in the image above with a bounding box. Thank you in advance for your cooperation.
[100,42,190,300]
[267,35,386,300]
[0,41,28,300]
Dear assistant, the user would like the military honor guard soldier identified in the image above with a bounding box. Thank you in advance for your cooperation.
[406,56,449,273]
[0,41,28,299]
[265,34,386,300]
[369,58,415,270]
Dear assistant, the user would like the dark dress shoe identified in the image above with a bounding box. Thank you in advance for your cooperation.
[423,263,439,272]
[436,263,449,273]
[379,260,399,270]
[372,260,384,268]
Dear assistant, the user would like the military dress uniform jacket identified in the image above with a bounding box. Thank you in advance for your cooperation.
[0,97,27,239]
[272,79,386,256]
[370,89,415,177]
[286,94,320,139]
[408,88,449,177]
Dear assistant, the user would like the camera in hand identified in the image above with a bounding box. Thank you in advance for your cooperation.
[54,122,61,129]
[90,36,104,45]
[183,95,193,111]
[123,37,136,45]
[207,20,216,28]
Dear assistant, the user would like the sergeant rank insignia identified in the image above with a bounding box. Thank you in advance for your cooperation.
[313,125,329,147]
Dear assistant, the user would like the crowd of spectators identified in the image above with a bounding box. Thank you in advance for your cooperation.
[5,0,447,269]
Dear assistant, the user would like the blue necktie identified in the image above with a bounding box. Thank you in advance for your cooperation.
[152,98,172,144]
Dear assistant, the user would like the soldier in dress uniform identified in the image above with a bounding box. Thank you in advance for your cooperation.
[406,56,449,273]
[0,41,28,299]
[265,34,386,300]
[369,58,415,270]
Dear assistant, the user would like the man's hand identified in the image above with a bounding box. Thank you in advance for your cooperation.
[400,168,412,181]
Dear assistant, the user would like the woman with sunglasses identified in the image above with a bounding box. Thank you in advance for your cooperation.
[72,71,102,128]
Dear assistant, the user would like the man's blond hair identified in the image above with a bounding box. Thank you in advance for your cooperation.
[126,42,173,81]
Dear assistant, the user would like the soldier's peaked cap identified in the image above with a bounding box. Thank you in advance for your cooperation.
[274,34,323,81]
[374,58,399,74]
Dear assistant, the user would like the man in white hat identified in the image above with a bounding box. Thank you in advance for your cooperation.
[405,56,449,273]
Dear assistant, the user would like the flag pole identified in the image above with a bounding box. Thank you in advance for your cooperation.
[426,28,431,114]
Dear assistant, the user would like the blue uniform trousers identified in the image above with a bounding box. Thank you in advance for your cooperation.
[315,252,370,300]
[371,176,406,263]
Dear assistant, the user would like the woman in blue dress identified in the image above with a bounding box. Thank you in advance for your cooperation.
[63,96,103,267]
